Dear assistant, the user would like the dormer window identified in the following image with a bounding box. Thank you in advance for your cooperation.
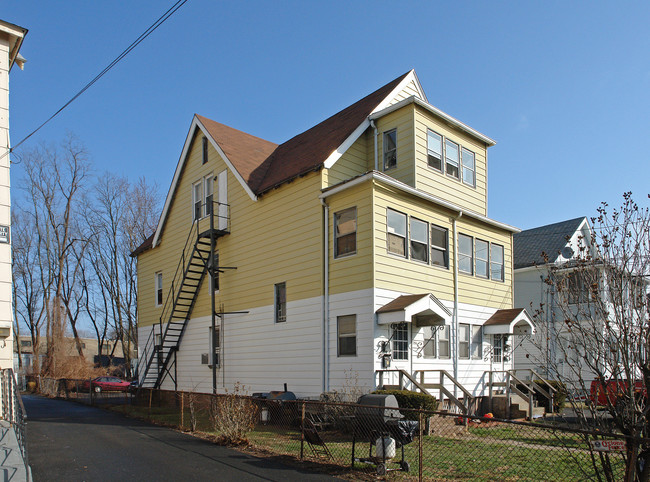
[445,139,460,179]
[383,129,397,170]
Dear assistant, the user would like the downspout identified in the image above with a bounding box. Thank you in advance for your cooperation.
[320,198,330,393]
[370,120,379,171]
[452,212,463,398]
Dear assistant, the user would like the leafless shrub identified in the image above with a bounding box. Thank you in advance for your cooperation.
[212,382,258,444]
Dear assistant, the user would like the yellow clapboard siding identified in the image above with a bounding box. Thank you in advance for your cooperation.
[326,132,369,187]
[372,183,512,309]
[327,181,374,296]
[413,105,488,216]
[374,106,415,187]
[137,135,324,326]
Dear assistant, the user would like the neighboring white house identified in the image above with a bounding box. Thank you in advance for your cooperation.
[512,216,603,390]
[0,19,26,370]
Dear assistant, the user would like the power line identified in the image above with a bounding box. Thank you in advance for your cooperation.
[5,0,189,163]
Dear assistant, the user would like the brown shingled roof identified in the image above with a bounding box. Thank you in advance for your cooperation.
[197,71,410,197]
[196,115,278,187]
[483,309,526,326]
[376,294,430,313]
[130,233,154,257]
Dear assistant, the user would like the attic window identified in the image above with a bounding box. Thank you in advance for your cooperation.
[383,129,397,170]
[202,137,208,165]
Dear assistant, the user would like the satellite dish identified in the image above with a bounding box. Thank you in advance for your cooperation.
[561,246,574,259]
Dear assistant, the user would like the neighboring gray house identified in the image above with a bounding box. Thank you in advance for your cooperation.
[511,217,597,388]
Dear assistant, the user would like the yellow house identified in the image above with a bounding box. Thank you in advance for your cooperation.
[134,70,534,407]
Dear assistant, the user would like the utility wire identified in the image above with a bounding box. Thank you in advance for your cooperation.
[4,0,189,163]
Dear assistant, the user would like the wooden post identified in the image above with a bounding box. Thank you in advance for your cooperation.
[148,389,153,418]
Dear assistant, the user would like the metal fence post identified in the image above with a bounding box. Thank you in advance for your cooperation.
[419,410,424,481]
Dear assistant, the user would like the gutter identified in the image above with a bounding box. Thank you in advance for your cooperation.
[452,212,462,397]
[320,198,330,393]
[320,171,520,234]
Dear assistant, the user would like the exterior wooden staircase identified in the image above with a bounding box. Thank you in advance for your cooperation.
[138,202,229,389]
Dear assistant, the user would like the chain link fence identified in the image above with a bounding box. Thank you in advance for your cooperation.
[37,379,635,480]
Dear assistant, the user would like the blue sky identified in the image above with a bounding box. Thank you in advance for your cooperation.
[4,1,650,230]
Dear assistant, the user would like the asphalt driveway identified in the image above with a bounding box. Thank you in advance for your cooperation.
[24,395,339,481]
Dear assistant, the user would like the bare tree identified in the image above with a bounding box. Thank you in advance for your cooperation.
[18,135,90,374]
[529,192,650,481]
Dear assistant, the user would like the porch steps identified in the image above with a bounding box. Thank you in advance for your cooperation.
[490,394,545,419]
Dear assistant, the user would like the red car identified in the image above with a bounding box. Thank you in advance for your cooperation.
[83,376,131,393]
[589,379,646,406]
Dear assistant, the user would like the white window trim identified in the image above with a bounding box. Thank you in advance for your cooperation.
[155,272,163,307]
[461,147,476,187]
[426,129,443,173]
[458,233,474,275]
[430,224,449,269]
[334,207,357,259]
[337,314,357,357]
[383,129,397,171]
[192,180,202,221]
[459,323,470,360]
[471,325,483,360]
[203,173,214,218]
[438,325,451,359]
[386,208,408,258]
[491,243,505,282]
[475,238,490,279]
[445,139,460,180]
[410,217,429,263]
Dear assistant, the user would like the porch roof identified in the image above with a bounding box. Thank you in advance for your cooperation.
[483,309,535,335]
[376,294,452,327]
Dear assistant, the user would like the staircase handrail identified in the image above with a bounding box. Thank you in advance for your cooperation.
[138,200,229,386]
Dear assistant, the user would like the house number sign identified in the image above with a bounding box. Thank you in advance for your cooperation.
[0,226,9,244]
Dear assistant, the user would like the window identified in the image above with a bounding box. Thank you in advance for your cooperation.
[458,234,473,274]
[204,175,213,217]
[334,208,356,258]
[475,239,489,278]
[493,334,503,363]
[337,315,356,356]
[459,323,470,359]
[387,209,407,256]
[383,129,397,170]
[566,272,589,304]
[461,148,475,187]
[202,136,208,165]
[192,181,202,221]
[490,244,504,282]
[445,140,460,179]
[410,218,428,262]
[20,340,31,348]
[427,130,443,171]
[209,326,220,367]
[430,225,449,268]
[423,327,437,358]
[274,282,286,323]
[438,325,450,358]
[471,325,483,359]
[392,323,408,360]
[155,272,163,306]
